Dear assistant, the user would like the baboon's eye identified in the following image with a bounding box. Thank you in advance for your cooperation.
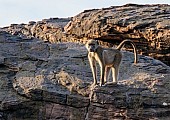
[89,44,95,46]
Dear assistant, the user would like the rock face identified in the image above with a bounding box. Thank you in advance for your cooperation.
[0,31,170,119]
[2,18,71,43]
[64,4,170,65]
[2,4,169,66]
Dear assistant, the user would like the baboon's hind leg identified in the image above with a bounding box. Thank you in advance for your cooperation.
[104,67,111,84]
[111,67,119,83]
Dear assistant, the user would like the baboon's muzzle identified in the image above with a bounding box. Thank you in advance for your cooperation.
[90,49,95,52]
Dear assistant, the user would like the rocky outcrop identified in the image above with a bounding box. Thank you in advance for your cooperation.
[64,4,170,65]
[2,18,71,43]
[0,31,170,119]
[2,4,169,66]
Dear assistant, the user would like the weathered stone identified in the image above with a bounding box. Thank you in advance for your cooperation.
[44,103,87,120]
[1,5,170,65]
[0,4,170,119]
[63,4,170,65]
[43,90,67,104]
[67,94,90,108]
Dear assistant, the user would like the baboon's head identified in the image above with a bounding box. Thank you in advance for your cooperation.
[85,39,99,52]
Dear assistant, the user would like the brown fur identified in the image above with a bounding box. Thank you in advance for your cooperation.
[85,39,138,86]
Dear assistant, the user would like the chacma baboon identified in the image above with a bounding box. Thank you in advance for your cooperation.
[85,39,137,86]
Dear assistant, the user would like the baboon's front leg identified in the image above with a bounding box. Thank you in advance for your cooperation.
[88,56,97,85]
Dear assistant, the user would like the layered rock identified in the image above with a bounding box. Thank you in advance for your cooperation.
[2,4,169,66]
[0,31,170,119]
[2,18,71,43]
[64,4,170,65]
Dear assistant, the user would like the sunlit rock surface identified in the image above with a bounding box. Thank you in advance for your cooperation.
[2,4,170,66]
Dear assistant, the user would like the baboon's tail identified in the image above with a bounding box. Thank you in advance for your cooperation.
[116,39,138,64]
